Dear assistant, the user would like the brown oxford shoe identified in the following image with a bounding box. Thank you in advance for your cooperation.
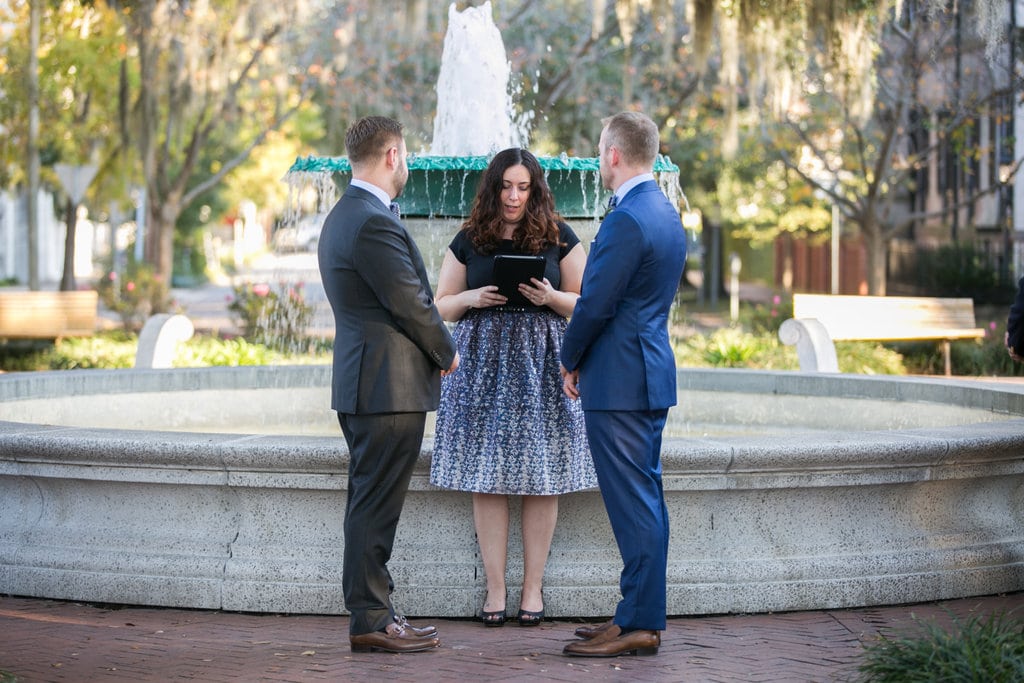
[562,624,660,657]
[350,622,440,653]
[574,619,614,640]
[395,615,438,638]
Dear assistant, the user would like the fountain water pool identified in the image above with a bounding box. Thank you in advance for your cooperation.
[1,367,1022,616]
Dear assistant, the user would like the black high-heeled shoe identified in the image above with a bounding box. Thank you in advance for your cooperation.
[517,607,544,627]
[479,594,507,627]
[480,608,506,627]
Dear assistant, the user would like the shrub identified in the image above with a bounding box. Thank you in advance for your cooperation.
[227,281,314,353]
[897,314,1024,377]
[96,264,171,332]
[673,322,906,374]
[858,611,1024,682]
[0,331,330,372]
[914,244,1011,303]
[47,332,139,369]
[740,293,793,335]
[175,336,283,367]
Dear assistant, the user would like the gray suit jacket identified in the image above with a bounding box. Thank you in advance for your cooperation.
[318,185,457,414]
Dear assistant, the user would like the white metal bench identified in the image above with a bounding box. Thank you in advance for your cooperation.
[778,294,985,376]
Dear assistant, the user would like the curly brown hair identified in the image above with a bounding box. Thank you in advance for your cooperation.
[463,148,564,255]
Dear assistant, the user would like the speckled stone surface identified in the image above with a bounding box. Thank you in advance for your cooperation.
[1,366,1022,616]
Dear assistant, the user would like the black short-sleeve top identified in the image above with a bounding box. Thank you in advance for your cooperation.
[448,221,580,294]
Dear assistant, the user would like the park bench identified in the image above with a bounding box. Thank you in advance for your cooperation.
[778,293,985,376]
[0,290,98,340]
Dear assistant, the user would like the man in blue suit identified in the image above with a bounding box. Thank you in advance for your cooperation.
[560,111,686,658]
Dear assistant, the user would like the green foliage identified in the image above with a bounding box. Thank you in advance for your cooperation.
[740,294,794,335]
[913,244,1011,303]
[0,331,329,372]
[674,297,1022,376]
[174,336,283,367]
[834,341,907,375]
[46,333,138,369]
[858,611,1024,682]
[896,314,1024,378]
[675,327,799,371]
[0,332,136,371]
[0,2,123,190]
[96,264,171,332]
[674,298,907,374]
[227,281,315,353]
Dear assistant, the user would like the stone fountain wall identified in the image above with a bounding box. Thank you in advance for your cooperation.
[1,367,1023,616]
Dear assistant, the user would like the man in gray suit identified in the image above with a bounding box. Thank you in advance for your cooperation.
[318,116,459,653]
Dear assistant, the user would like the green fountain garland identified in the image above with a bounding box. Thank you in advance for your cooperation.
[287,154,680,174]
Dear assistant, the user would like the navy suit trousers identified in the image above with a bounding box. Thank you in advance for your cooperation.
[584,409,670,631]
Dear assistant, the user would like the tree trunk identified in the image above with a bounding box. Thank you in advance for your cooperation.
[59,198,76,291]
[863,223,887,296]
[145,200,177,286]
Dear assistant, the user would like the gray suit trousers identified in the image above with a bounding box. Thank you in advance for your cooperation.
[337,411,426,635]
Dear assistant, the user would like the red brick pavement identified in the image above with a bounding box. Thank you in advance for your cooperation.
[0,592,1021,682]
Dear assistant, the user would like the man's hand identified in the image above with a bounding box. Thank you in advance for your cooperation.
[560,363,580,400]
[1006,332,1022,362]
[441,351,460,377]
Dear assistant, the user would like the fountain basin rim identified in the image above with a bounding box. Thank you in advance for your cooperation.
[2,365,1021,414]
[287,154,681,174]
[2,366,1022,489]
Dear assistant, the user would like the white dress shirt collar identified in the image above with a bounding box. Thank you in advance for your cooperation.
[612,173,656,205]
[349,178,392,210]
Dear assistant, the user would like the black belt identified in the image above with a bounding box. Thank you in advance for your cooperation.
[488,305,544,313]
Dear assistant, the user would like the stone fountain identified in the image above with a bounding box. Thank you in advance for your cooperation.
[1,2,1022,618]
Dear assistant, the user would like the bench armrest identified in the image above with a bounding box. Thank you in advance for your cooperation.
[779,318,840,373]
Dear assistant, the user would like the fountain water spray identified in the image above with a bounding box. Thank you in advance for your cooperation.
[431,2,529,156]
[285,2,684,220]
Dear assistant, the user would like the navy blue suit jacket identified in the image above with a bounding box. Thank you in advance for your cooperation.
[1009,275,1024,355]
[560,179,687,411]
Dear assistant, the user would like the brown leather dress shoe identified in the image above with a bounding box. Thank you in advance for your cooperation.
[562,624,660,657]
[350,622,440,653]
[395,615,438,637]
[574,619,614,639]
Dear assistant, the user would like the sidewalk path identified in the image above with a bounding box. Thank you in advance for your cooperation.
[1,592,1020,682]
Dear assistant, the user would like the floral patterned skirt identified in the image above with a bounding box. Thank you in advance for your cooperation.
[430,308,596,495]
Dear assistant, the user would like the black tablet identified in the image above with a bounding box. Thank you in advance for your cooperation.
[492,254,546,306]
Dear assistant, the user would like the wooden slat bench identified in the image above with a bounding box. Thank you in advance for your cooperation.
[778,294,985,376]
[0,290,99,340]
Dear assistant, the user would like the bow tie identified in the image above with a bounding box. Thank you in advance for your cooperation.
[389,202,401,218]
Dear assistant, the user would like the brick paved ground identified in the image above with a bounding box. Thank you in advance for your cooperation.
[0,592,1021,682]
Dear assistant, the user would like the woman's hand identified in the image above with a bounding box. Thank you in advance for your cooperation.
[519,277,554,307]
[464,285,507,309]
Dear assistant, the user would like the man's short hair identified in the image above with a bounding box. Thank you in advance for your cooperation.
[345,116,403,166]
[602,112,659,168]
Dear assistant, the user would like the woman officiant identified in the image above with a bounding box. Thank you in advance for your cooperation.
[429,148,596,628]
